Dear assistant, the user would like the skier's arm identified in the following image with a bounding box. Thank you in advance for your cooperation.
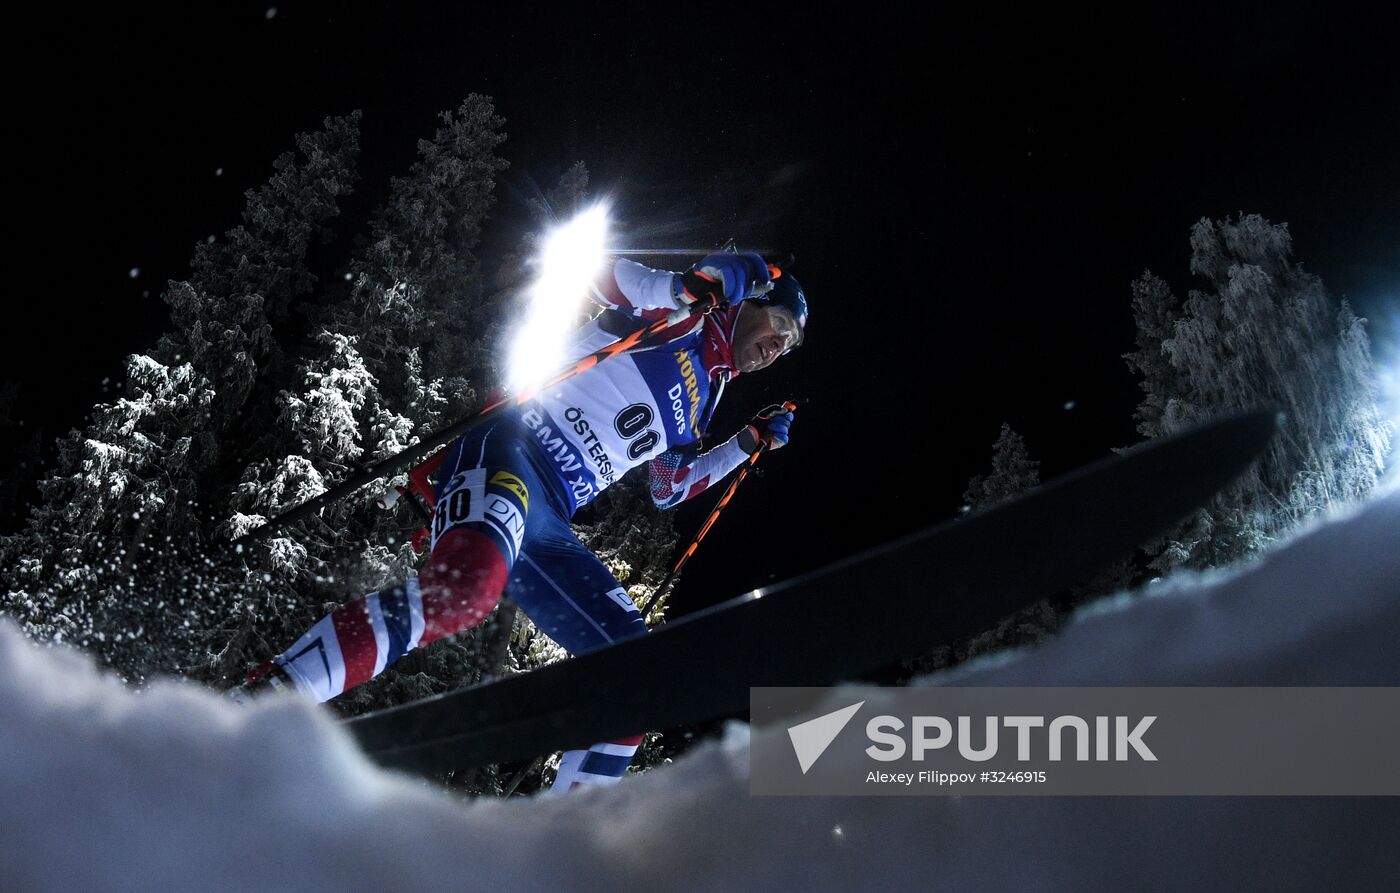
[648,440,752,509]
[591,254,772,318]
[591,258,690,317]
[648,407,794,509]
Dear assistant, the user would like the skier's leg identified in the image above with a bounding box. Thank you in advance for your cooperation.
[550,734,646,792]
[504,524,648,792]
[270,578,429,702]
[273,425,538,702]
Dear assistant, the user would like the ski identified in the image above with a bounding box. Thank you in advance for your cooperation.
[346,411,1278,776]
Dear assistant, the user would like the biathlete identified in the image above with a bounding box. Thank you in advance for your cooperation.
[239,251,808,793]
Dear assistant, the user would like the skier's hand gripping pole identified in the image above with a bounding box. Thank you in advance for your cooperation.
[637,400,799,619]
[736,404,795,454]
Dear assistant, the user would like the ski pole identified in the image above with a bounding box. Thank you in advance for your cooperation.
[501,756,542,797]
[636,400,798,619]
[232,292,723,548]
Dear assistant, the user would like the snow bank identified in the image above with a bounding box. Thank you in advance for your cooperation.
[2,493,1398,892]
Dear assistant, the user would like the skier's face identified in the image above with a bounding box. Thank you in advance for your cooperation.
[734,303,801,374]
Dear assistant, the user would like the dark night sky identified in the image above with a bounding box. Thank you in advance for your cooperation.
[7,3,1398,614]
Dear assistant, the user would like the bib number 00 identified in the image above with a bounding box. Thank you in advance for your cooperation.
[614,403,660,460]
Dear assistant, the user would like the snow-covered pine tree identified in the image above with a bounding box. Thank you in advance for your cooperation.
[0,114,361,682]
[900,424,1054,678]
[960,423,1040,514]
[1,99,687,793]
[326,94,510,423]
[220,97,514,707]
[1125,214,1392,572]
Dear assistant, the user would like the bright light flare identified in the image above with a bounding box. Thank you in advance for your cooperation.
[506,203,611,390]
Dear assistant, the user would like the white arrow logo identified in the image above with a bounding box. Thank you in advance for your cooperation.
[787,701,865,774]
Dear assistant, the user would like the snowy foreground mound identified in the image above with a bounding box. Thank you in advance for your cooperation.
[3,494,1398,892]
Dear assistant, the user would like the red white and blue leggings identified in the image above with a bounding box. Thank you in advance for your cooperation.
[275,415,648,792]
